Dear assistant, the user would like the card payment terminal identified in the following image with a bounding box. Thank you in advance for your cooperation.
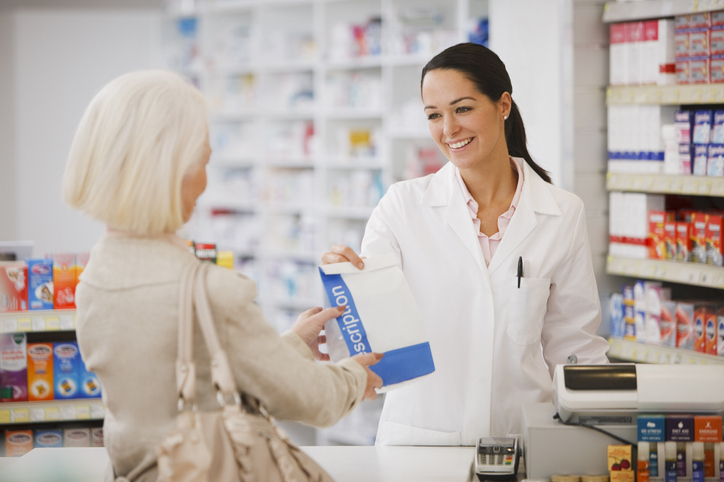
[474,437,521,481]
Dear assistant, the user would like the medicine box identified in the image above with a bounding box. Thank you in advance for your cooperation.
[53,341,81,399]
[27,343,53,402]
[712,29,724,56]
[660,300,677,347]
[0,262,27,312]
[91,428,104,447]
[689,30,711,57]
[705,214,724,265]
[26,258,53,311]
[667,415,695,441]
[676,60,690,84]
[675,111,694,144]
[51,253,76,310]
[676,222,693,261]
[705,311,718,355]
[718,316,724,356]
[689,58,710,84]
[0,333,27,403]
[707,144,724,176]
[608,444,634,471]
[610,293,625,339]
[693,144,710,176]
[63,428,90,447]
[664,222,677,260]
[5,430,33,457]
[711,55,724,83]
[713,112,724,142]
[693,304,716,353]
[693,111,713,144]
[691,212,708,264]
[34,429,63,448]
[78,356,101,399]
[676,302,695,350]
[639,415,667,442]
[694,415,722,442]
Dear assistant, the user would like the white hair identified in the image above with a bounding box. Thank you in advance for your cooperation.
[63,70,207,235]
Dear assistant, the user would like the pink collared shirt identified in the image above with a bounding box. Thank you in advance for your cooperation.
[455,158,524,266]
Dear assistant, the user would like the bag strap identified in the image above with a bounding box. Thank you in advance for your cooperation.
[176,261,200,406]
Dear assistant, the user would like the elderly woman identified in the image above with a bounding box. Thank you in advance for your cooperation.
[63,70,383,482]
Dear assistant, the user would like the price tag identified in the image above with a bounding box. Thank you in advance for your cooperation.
[660,352,672,364]
[12,408,29,423]
[637,347,649,362]
[700,271,715,286]
[90,404,105,419]
[76,405,91,420]
[700,181,712,195]
[673,352,683,364]
[45,316,60,331]
[691,0,700,12]
[60,405,77,421]
[0,409,10,423]
[672,178,684,193]
[59,314,74,331]
[688,269,699,284]
[648,349,660,363]
[45,406,61,421]
[17,318,32,332]
[30,406,45,422]
[31,316,46,332]
[713,273,724,288]
[655,265,667,279]
[3,318,18,333]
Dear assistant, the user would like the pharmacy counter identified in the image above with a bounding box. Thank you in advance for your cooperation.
[0,445,476,482]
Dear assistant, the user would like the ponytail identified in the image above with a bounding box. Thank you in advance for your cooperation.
[422,43,552,184]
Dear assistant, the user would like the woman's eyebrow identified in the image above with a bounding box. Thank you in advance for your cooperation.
[424,96,476,110]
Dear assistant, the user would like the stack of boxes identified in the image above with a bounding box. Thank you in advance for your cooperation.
[669,109,724,177]
[674,12,724,84]
[610,19,675,86]
[3,426,103,457]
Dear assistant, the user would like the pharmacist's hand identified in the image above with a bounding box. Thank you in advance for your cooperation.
[351,352,384,401]
[321,245,365,270]
[291,306,345,361]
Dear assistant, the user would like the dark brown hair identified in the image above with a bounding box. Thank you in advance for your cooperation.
[421,43,552,184]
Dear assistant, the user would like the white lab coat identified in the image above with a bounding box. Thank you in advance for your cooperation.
[361,157,609,446]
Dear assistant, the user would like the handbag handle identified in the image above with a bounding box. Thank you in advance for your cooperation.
[176,261,241,409]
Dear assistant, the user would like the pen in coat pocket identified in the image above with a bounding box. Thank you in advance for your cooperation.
[517,256,523,289]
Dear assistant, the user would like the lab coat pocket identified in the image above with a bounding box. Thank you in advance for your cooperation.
[506,277,551,345]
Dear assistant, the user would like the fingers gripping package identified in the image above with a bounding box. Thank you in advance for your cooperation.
[319,254,435,392]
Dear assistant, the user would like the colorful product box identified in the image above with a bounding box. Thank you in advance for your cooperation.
[53,341,81,399]
[194,243,217,263]
[705,311,719,355]
[694,416,722,442]
[611,472,635,482]
[0,333,27,403]
[646,285,672,345]
[676,302,695,349]
[665,222,678,260]
[26,258,53,311]
[611,293,625,339]
[712,112,724,143]
[27,342,53,401]
[675,32,690,59]
[677,222,693,261]
[78,356,101,399]
[689,30,711,57]
[693,305,715,353]
[609,444,634,471]
[706,214,724,265]
[675,15,690,31]
[624,285,636,341]
[91,427,104,447]
[675,111,694,144]
[712,29,724,56]
[216,251,234,270]
[690,58,710,84]
[0,262,27,312]
[63,428,90,447]
[707,144,724,176]
[667,415,695,441]
[689,13,712,29]
[691,213,709,264]
[661,301,678,347]
[712,11,724,27]
[693,144,710,176]
[679,143,693,174]
[639,415,667,442]
[5,430,33,457]
[711,55,724,83]
[649,211,675,259]
[693,111,713,144]
[51,253,76,310]
[677,60,690,84]
[718,315,724,357]
[34,429,63,448]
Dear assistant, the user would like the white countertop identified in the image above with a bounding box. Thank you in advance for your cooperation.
[0,445,476,482]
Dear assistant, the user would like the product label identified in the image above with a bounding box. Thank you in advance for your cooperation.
[693,461,704,482]
[27,343,53,401]
[639,416,667,442]
[53,342,80,399]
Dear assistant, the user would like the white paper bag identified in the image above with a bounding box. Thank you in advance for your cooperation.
[319,253,435,392]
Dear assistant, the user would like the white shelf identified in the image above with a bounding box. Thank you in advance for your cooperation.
[325,109,383,120]
[606,172,724,196]
[325,206,376,219]
[325,56,383,70]
[388,129,430,140]
[265,160,316,169]
[606,255,724,289]
[0,310,76,333]
[603,0,724,23]
[257,250,318,263]
[608,337,724,365]
[201,0,314,14]
[0,399,105,425]
[607,84,724,105]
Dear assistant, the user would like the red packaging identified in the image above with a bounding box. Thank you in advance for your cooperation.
[676,59,690,84]
[675,32,689,59]
[711,29,724,56]
[51,253,76,309]
[664,221,677,260]
[705,214,724,265]
[693,305,714,353]
[648,211,674,259]
[0,262,27,312]
[194,243,217,263]
[689,57,710,84]
[705,311,718,355]
[676,302,695,349]
[712,55,724,83]
[689,29,711,57]
[691,212,709,263]
[688,13,712,29]
[694,415,722,442]
[676,222,693,262]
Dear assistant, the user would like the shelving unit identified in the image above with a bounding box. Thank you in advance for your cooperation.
[606,173,724,196]
[0,310,76,333]
[603,0,724,23]
[607,337,724,364]
[607,84,724,105]
[606,255,724,289]
[0,400,105,425]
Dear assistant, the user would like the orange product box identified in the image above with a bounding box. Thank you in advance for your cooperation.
[5,429,33,457]
[51,253,76,309]
[705,310,719,355]
[27,343,53,401]
[676,222,693,262]
[693,304,717,353]
[664,222,677,260]
[648,211,675,259]
[706,214,724,266]
[610,471,635,482]
[695,415,722,442]
[0,262,27,312]
[608,444,633,471]
[691,212,709,263]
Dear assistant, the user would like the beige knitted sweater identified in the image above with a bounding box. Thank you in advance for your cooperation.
[75,233,366,482]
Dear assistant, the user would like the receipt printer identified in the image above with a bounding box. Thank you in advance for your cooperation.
[553,363,724,424]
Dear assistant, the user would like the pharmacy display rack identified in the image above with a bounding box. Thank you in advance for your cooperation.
[604,0,724,365]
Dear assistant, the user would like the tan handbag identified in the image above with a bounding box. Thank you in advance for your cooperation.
[155,262,336,482]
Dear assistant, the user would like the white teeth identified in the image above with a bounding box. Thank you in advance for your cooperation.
[449,138,472,149]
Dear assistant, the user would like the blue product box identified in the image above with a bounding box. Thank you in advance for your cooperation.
[712,111,724,143]
[693,144,709,176]
[26,258,53,311]
[610,293,624,339]
[693,110,713,144]
[77,356,101,399]
[638,415,667,442]
[675,110,694,144]
[707,144,724,176]
[34,429,63,448]
[53,341,80,399]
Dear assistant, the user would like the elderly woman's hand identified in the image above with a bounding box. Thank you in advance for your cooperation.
[290,306,346,361]
[351,352,384,401]
[320,245,365,269]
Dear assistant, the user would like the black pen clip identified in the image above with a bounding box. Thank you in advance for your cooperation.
[517,256,523,289]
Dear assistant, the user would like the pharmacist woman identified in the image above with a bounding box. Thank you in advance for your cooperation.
[321,43,610,446]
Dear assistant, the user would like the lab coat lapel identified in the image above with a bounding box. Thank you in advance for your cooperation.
[422,163,487,273]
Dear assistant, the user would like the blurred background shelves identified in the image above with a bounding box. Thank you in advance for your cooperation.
[606,173,724,196]
[607,84,724,105]
[603,0,724,23]
[607,337,724,365]
[1,310,76,334]
[606,255,724,289]
[0,400,105,425]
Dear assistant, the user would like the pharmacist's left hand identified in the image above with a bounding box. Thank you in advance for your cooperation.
[291,306,345,361]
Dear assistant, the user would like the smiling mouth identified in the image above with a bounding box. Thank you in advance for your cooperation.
[448,138,473,149]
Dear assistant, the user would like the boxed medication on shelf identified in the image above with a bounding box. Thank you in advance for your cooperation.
[711,111,724,143]
[54,341,80,400]
[704,312,718,355]
[645,284,672,345]
[610,23,627,86]
[35,429,63,448]
[710,55,724,83]
[705,215,724,265]
[694,145,710,176]
[610,293,625,339]
[664,221,677,260]
[707,144,724,176]
[27,342,53,401]
[691,213,709,264]
[0,262,27,312]
[63,428,90,447]
[693,111,713,144]
[26,258,53,311]
[51,253,76,310]
[0,333,26,402]
[676,302,695,350]
[648,211,675,259]
[5,430,32,457]
[677,222,693,261]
